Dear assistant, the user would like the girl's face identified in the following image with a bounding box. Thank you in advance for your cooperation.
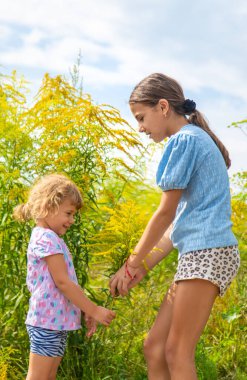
[130,102,168,142]
[38,198,77,236]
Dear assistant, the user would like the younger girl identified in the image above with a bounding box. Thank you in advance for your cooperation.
[110,73,240,380]
[14,173,116,380]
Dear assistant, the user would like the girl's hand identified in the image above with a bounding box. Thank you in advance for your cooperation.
[109,259,139,297]
[84,314,97,337]
[127,265,147,290]
[109,228,174,297]
[93,306,116,327]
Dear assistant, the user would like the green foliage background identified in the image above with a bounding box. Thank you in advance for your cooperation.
[0,71,246,379]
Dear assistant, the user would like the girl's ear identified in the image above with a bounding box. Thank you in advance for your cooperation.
[159,99,169,115]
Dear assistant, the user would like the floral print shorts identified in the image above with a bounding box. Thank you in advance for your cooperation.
[174,246,240,296]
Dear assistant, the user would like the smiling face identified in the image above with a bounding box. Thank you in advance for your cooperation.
[37,198,77,236]
[130,101,169,143]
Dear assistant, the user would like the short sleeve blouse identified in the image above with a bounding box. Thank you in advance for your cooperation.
[156,132,204,191]
[155,124,238,256]
[25,227,81,331]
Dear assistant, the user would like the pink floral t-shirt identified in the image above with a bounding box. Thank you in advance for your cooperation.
[25,227,81,331]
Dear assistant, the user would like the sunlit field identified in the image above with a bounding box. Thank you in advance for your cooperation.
[1,72,246,379]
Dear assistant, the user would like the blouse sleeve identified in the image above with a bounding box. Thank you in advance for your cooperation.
[33,230,63,258]
[156,133,201,191]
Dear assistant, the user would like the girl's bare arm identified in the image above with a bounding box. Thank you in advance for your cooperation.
[45,254,116,326]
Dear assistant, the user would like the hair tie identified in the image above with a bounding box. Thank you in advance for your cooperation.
[183,99,196,114]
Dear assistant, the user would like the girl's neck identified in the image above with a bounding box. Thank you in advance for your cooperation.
[167,114,189,137]
[36,220,53,231]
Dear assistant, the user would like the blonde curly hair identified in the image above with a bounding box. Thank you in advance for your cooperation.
[13,174,83,222]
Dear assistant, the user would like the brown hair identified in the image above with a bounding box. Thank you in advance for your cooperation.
[129,73,231,168]
[13,174,83,222]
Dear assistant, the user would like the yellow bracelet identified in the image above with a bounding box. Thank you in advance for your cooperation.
[131,250,138,256]
[142,258,150,272]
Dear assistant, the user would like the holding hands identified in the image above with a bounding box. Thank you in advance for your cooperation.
[109,228,174,297]
[109,255,148,297]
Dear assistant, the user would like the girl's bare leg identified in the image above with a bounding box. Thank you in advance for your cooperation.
[144,283,177,380]
[165,279,219,380]
[49,356,63,380]
[26,353,62,380]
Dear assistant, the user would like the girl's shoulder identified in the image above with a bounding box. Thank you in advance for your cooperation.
[29,227,66,256]
[31,226,61,242]
[164,125,198,154]
[166,124,215,155]
[172,124,209,141]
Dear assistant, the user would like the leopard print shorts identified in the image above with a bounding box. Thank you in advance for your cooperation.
[174,245,240,296]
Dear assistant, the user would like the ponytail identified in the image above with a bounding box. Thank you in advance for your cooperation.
[188,110,231,169]
[13,203,31,222]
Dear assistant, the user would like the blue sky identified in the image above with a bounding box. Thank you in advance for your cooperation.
[1,0,246,177]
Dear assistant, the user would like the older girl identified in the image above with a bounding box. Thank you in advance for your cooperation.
[110,73,239,380]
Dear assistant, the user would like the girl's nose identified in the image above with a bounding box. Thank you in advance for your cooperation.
[138,125,145,133]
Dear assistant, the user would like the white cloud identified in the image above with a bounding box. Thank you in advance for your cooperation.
[1,1,246,97]
[0,0,124,41]
[0,25,12,40]
[0,0,246,174]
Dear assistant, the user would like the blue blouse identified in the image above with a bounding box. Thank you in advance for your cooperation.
[156,124,238,257]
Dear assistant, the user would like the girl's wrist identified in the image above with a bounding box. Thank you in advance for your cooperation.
[83,299,98,318]
[125,260,135,280]
[128,254,140,268]
[128,253,151,273]
[141,257,150,273]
